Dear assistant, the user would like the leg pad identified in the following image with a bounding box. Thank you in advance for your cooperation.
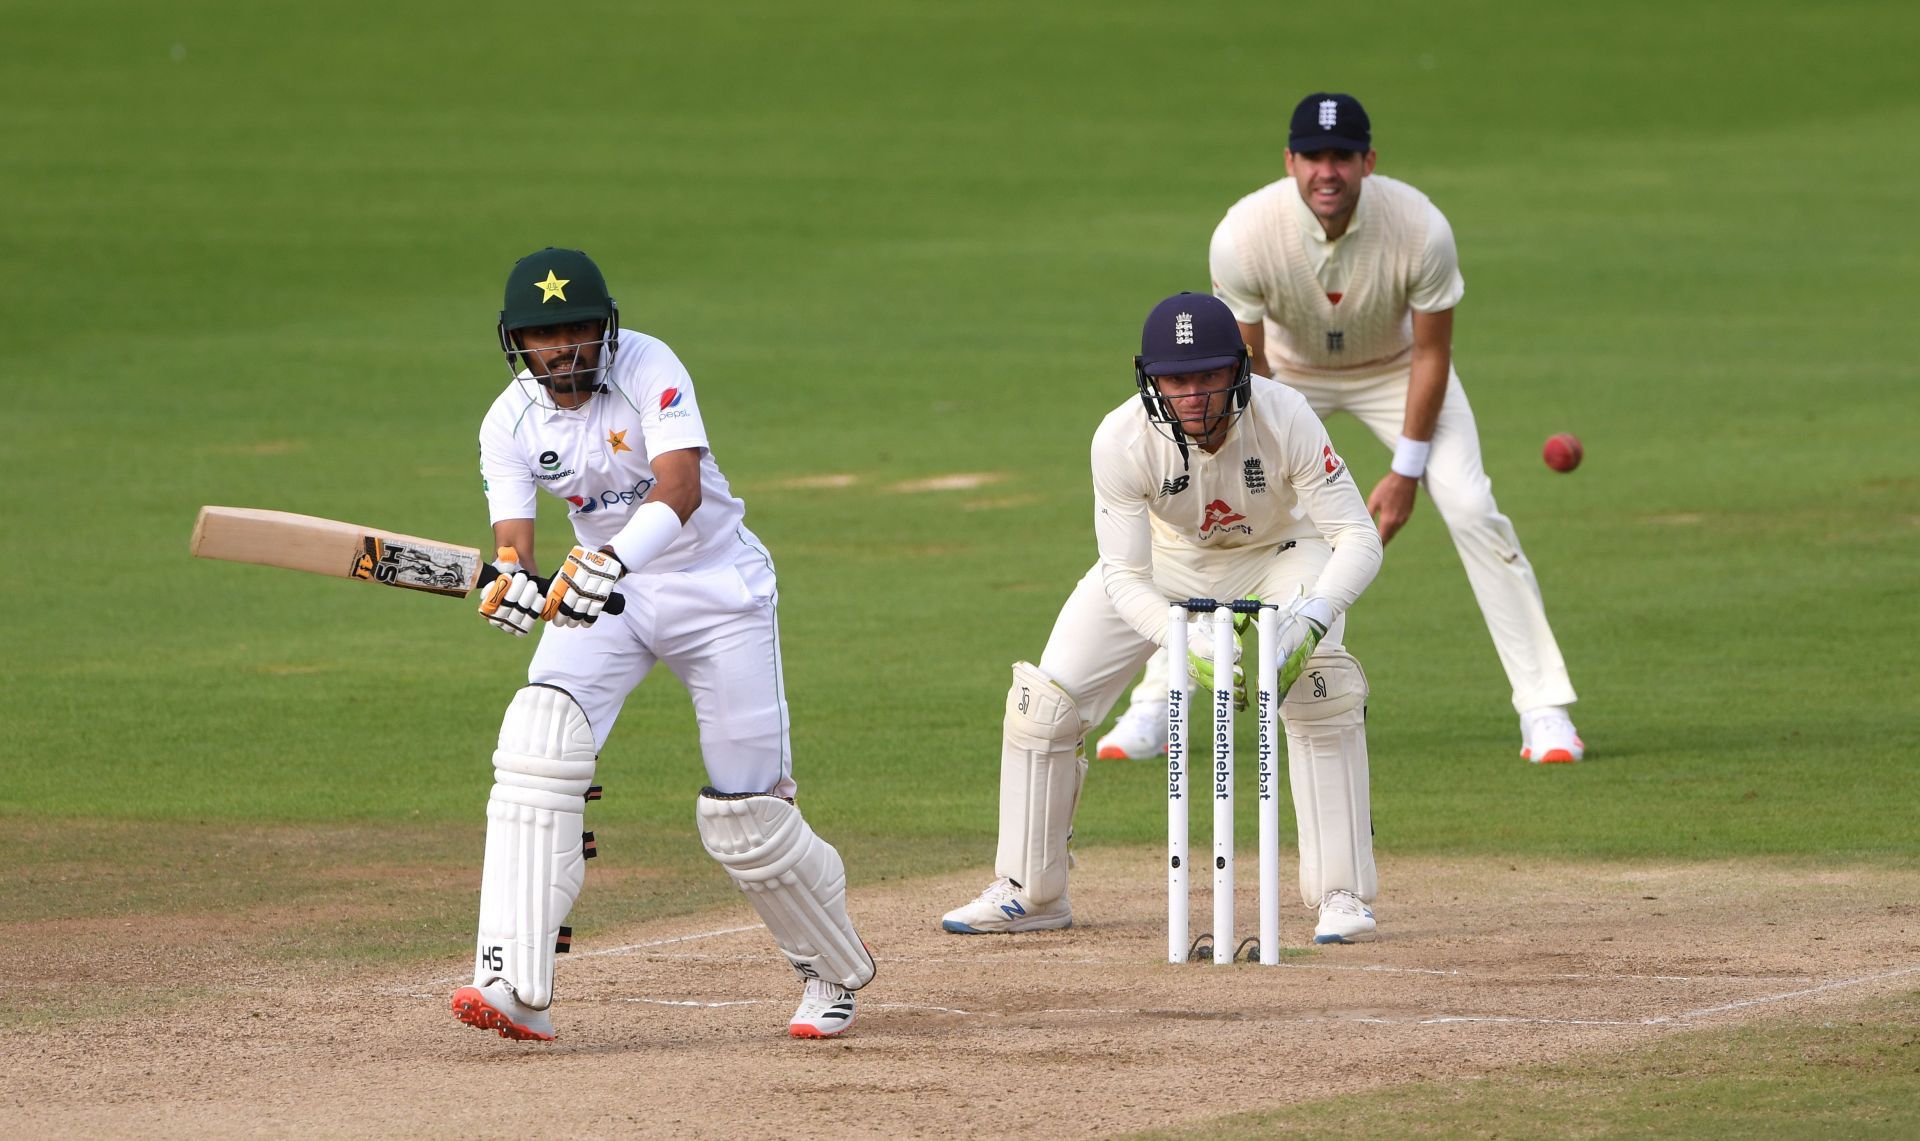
[1283,651,1377,907]
[697,789,876,990]
[474,684,598,1010]
[993,662,1087,905]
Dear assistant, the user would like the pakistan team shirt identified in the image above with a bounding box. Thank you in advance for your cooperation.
[478,328,758,574]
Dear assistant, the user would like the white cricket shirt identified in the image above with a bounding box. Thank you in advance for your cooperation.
[1210,174,1464,374]
[1091,376,1383,645]
[478,328,759,574]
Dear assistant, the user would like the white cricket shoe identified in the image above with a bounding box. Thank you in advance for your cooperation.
[451,980,555,1041]
[940,876,1072,934]
[1313,889,1377,944]
[1520,707,1585,764]
[789,978,858,1039]
[1095,702,1166,760]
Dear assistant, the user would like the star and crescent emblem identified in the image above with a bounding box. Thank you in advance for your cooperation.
[535,270,570,303]
[606,428,631,455]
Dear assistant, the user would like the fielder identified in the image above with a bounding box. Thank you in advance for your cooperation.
[942,292,1386,944]
[450,248,874,1042]
[1098,92,1582,766]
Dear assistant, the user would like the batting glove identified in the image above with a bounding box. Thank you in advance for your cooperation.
[477,548,543,637]
[544,546,624,628]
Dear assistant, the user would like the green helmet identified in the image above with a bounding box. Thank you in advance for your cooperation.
[496,247,621,377]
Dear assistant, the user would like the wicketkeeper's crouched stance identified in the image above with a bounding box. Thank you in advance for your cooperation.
[942,293,1387,944]
[451,248,873,1043]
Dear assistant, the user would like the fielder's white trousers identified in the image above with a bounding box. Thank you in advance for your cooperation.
[524,545,796,798]
[1121,364,1575,716]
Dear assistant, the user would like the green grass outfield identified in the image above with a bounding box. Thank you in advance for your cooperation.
[4,0,1917,1128]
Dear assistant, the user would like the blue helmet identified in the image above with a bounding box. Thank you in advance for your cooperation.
[1133,292,1251,450]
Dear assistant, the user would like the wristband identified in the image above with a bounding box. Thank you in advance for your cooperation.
[607,500,683,573]
[1390,437,1431,479]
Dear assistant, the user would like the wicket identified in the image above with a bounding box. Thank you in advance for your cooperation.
[1166,598,1283,965]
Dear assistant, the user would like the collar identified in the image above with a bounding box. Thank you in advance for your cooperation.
[1287,176,1369,244]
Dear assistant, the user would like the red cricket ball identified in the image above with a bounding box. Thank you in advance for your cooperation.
[1543,433,1583,473]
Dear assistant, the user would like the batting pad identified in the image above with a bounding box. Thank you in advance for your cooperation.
[696,790,876,990]
[994,661,1088,905]
[475,684,598,1010]
[1281,650,1378,908]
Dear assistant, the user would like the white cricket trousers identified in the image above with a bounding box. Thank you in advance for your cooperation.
[1121,364,1575,716]
[1286,363,1574,713]
[1041,540,1350,726]
[524,546,795,798]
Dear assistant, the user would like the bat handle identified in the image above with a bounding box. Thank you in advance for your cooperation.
[476,563,626,616]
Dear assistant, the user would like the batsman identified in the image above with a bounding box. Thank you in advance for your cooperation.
[452,248,874,1042]
[941,292,1387,944]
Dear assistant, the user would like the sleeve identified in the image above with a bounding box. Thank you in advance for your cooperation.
[1209,213,1269,326]
[478,405,538,524]
[631,341,711,456]
[1408,199,1466,313]
[1091,421,1172,647]
[1279,402,1383,613]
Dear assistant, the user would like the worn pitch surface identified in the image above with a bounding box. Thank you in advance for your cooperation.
[9,855,1917,1138]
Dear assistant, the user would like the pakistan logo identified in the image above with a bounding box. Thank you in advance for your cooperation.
[1242,457,1266,494]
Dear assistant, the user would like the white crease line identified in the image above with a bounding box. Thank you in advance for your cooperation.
[393,924,764,991]
[578,925,762,959]
[611,997,769,1009]
[1654,964,1920,1023]
[1413,1015,1644,1027]
[824,955,1817,985]
[871,1002,984,1016]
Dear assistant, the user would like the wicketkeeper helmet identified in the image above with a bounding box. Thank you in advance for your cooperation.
[1133,292,1251,453]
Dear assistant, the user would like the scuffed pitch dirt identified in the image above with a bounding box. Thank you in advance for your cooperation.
[4,854,1918,1139]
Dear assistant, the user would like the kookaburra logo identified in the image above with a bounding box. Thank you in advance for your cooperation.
[1318,100,1339,129]
[1174,312,1194,345]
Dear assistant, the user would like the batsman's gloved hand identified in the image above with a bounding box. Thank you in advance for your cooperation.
[544,546,624,628]
[1186,597,1257,711]
[1274,593,1335,697]
[477,548,543,637]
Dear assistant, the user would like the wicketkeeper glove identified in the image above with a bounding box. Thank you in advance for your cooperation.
[544,546,624,628]
[477,548,543,637]
[1273,592,1335,697]
[1186,597,1258,711]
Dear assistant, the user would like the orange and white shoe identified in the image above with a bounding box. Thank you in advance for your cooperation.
[1094,703,1166,760]
[451,981,555,1041]
[1521,708,1585,764]
[789,978,858,1038]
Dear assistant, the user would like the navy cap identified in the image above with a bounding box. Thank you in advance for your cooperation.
[1288,92,1371,153]
[1138,292,1244,377]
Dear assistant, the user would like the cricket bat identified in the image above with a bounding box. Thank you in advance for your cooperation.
[190,506,624,613]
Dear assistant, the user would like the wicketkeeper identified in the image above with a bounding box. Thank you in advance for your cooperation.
[452,248,874,1042]
[941,292,1387,944]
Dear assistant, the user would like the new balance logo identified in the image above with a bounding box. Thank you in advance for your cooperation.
[1160,474,1189,497]
[1319,99,1339,129]
[999,899,1028,920]
[1174,312,1194,345]
[1326,330,1344,352]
